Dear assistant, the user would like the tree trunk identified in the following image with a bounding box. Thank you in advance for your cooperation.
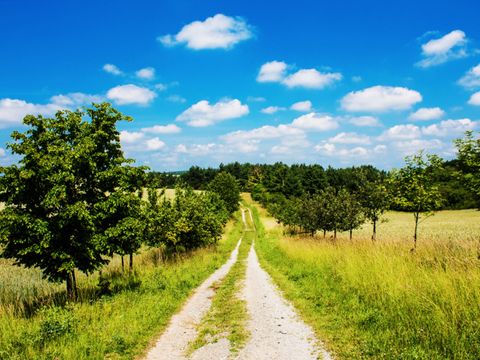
[334,228,337,240]
[72,270,78,300]
[349,229,353,240]
[66,270,77,301]
[323,229,326,238]
[413,212,419,251]
[129,253,133,271]
[121,256,125,272]
[372,220,377,241]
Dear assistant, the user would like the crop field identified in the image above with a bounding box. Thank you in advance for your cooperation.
[250,195,480,359]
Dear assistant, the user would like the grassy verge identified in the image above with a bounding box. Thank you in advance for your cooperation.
[188,207,254,355]
[0,211,243,360]
[249,197,480,359]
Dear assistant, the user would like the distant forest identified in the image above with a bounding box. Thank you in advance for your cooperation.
[148,160,478,210]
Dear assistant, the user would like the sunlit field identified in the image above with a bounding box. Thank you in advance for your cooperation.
[250,196,480,359]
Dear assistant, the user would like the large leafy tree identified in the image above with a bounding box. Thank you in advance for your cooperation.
[388,152,444,249]
[454,131,480,207]
[0,103,143,299]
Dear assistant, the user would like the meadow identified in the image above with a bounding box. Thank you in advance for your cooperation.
[250,196,480,359]
[0,209,243,360]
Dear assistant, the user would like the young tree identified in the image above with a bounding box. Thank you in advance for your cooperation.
[359,181,390,241]
[454,131,480,208]
[0,103,141,299]
[208,172,240,215]
[342,191,365,240]
[388,152,444,249]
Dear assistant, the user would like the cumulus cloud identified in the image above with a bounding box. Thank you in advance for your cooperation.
[135,67,155,80]
[347,115,381,127]
[341,86,422,112]
[222,124,304,144]
[468,91,480,106]
[290,100,312,112]
[417,30,468,68]
[145,137,166,151]
[141,124,181,134]
[458,64,480,89]
[175,143,222,155]
[408,107,445,121]
[257,61,341,89]
[50,92,104,107]
[422,119,477,137]
[393,139,445,155]
[261,106,285,114]
[0,147,5,157]
[314,143,369,158]
[158,14,253,50]
[291,113,339,132]
[0,98,60,128]
[103,63,123,75]
[247,96,267,102]
[106,84,157,105]
[283,69,342,89]
[378,124,421,141]
[120,130,145,144]
[328,132,371,144]
[257,61,287,82]
[176,99,249,127]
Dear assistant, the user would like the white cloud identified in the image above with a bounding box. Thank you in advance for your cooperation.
[422,119,477,137]
[468,91,480,106]
[176,99,249,127]
[247,96,266,102]
[290,100,312,112]
[103,63,123,75]
[352,76,362,82]
[314,143,369,158]
[347,115,381,127]
[257,61,287,82]
[408,107,445,121]
[120,130,144,144]
[290,113,339,132]
[155,83,168,91]
[329,132,371,144]
[378,124,421,141]
[270,145,291,155]
[135,67,155,80]
[141,124,181,134]
[106,84,156,105]
[394,139,444,155]
[222,124,304,144]
[257,61,342,89]
[0,98,61,128]
[159,14,252,50]
[50,92,103,107]
[341,86,422,112]
[0,148,5,157]
[458,64,480,89]
[283,69,342,89]
[261,106,284,114]
[175,143,221,155]
[145,137,166,151]
[166,95,187,103]
[417,30,468,68]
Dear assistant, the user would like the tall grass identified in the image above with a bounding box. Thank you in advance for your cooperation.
[0,211,243,360]
[250,197,480,359]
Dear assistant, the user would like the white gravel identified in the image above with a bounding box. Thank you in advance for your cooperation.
[144,237,242,360]
[236,244,332,360]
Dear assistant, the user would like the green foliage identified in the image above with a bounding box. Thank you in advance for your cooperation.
[454,131,480,207]
[207,171,241,214]
[39,306,77,341]
[0,103,146,298]
[389,152,444,247]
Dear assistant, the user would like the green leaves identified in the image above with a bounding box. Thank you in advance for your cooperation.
[0,103,145,297]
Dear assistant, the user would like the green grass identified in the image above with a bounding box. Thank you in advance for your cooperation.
[248,196,480,359]
[0,211,243,360]
[188,207,254,355]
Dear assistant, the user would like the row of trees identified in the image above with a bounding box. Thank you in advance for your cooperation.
[0,104,240,300]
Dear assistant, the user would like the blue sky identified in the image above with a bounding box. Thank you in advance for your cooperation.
[1,0,479,171]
